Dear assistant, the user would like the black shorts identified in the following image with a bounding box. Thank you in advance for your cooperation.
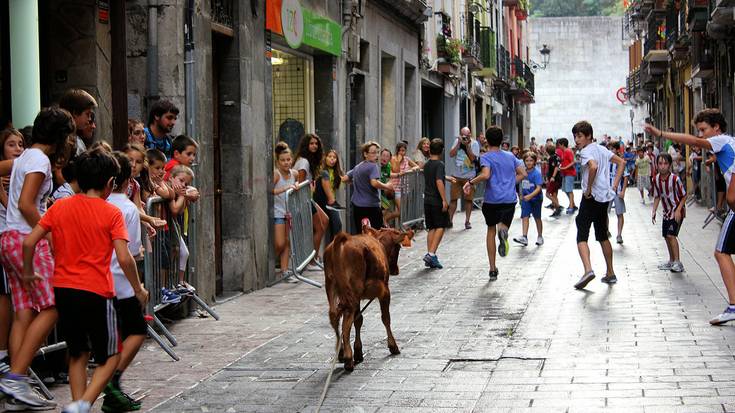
[115,296,148,339]
[662,218,682,237]
[575,197,610,243]
[717,211,735,254]
[481,202,515,227]
[352,204,383,234]
[0,266,9,296]
[55,288,119,364]
[424,203,450,229]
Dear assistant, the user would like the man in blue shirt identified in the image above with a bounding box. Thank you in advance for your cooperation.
[464,126,526,281]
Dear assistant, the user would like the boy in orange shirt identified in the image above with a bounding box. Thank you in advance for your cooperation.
[22,148,148,413]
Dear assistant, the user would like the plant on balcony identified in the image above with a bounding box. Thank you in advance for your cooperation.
[445,38,463,65]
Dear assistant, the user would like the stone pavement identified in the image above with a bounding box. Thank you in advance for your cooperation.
[46,191,735,412]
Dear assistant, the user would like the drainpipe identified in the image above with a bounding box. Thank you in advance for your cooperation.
[147,0,159,99]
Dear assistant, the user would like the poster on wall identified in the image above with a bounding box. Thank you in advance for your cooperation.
[266,0,342,57]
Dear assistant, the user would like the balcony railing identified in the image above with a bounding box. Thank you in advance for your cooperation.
[212,0,235,31]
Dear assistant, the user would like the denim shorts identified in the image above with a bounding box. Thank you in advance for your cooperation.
[274,217,287,225]
[562,175,575,193]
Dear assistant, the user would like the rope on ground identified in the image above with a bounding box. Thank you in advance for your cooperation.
[315,334,342,413]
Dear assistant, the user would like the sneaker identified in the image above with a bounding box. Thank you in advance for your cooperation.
[601,274,618,284]
[566,208,574,215]
[513,235,528,246]
[423,253,432,267]
[62,400,91,413]
[710,307,735,325]
[160,288,181,305]
[574,271,595,290]
[488,269,499,281]
[429,255,443,269]
[5,397,56,411]
[102,383,141,413]
[616,235,623,244]
[535,236,544,246]
[657,261,673,271]
[497,228,509,257]
[465,221,472,230]
[0,375,55,409]
[670,261,684,273]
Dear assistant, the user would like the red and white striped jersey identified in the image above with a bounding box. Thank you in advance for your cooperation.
[653,173,686,220]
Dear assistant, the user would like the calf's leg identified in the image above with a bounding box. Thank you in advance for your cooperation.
[353,311,364,364]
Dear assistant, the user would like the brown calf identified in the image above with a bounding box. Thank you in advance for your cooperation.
[323,227,414,371]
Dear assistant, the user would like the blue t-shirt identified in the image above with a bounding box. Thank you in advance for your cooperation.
[347,161,381,208]
[521,167,543,202]
[480,150,523,204]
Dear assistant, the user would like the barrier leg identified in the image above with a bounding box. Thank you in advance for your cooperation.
[28,368,53,400]
[153,315,178,347]
[189,294,221,320]
[147,325,180,361]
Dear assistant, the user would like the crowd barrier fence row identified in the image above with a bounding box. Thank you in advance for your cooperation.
[398,170,425,228]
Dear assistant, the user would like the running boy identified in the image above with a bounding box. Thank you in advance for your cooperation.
[422,139,456,269]
[23,148,148,413]
[645,110,735,324]
[572,121,625,289]
[102,152,147,412]
[464,126,526,281]
[609,141,629,244]
[513,151,544,247]
[635,147,652,204]
[651,153,686,274]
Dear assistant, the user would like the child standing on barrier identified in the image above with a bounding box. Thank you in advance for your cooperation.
[0,108,75,411]
[422,139,455,269]
[273,142,298,279]
[103,152,147,412]
[651,153,686,274]
[645,110,735,325]
[513,151,544,247]
[23,147,148,413]
[0,128,24,375]
[168,165,199,291]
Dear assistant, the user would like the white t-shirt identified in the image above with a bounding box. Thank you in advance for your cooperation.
[708,134,735,188]
[293,157,312,182]
[579,143,615,203]
[6,148,53,234]
[107,193,142,300]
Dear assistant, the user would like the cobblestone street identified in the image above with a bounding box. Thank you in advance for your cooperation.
[49,192,735,412]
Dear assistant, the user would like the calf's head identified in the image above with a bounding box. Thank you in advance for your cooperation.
[363,227,415,275]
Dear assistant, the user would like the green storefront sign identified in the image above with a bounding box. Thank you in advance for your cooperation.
[281,0,341,56]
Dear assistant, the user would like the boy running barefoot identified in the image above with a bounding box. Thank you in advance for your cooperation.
[572,121,625,289]
[464,126,526,281]
[24,148,148,413]
[651,153,686,274]
[645,110,735,325]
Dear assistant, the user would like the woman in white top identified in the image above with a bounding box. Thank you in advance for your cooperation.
[293,134,328,264]
[273,142,297,276]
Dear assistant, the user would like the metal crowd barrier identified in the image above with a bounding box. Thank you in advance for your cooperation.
[398,170,425,228]
[143,196,220,360]
[277,180,322,288]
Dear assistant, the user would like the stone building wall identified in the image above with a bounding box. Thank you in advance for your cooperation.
[529,17,632,140]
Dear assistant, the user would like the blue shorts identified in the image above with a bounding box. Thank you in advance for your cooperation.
[274,217,287,225]
[521,198,542,219]
[562,175,575,193]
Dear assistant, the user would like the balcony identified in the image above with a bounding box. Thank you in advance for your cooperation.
[691,32,715,79]
[478,27,497,78]
[211,0,235,36]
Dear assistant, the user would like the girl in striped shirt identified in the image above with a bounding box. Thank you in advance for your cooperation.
[651,153,686,273]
